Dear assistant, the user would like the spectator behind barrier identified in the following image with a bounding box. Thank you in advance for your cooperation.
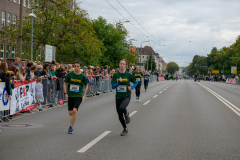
[9,65,18,75]
[25,62,34,80]
[6,71,15,96]
[69,68,74,72]
[35,65,44,78]
[42,63,50,79]
[49,64,57,81]
[55,66,66,79]
[30,65,37,80]
[37,61,42,66]
[9,57,21,69]
[35,77,44,112]
[67,64,72,72]
[0,62,11,99]
[16,67,26,82]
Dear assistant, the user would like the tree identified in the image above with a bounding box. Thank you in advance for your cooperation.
[144,54,156,71]
[0,0,104,64]
[187,35,240,75]
[92,17,130,69]
[166,62,179,74]
[126,47,139,67]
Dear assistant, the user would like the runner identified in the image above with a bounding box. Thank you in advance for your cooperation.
[143,70,150,92]
[64,60,89,134]
[133,66,143,102]
[111,59,138,136]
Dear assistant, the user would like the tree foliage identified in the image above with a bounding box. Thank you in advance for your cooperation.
[187,35,240,76]
[166,62,179,74]
[92,17,130,69]
[0,0,104,65]
[144,54,156,71]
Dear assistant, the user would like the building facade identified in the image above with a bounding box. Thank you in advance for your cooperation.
[0,0,74,61]
[0,0,29,60]
[136,46,160,71]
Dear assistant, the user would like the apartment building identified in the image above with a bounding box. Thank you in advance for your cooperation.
[0,0,74,61]
[0,0,30,60]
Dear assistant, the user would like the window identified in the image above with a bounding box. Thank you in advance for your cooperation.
[28,0,31,8]
[2,11,6,28]
[0,43,4,59]
[13,15,16,27]
[6,44,10,58]
[12,46,15,58]
[7,13,11,26]
[23,0,26,7]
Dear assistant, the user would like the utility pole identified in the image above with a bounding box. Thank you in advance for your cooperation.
[17,0,23,59]
[151,52,153,71]
[147,56,148,71]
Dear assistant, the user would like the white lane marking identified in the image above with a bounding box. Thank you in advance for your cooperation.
[159,91,162,93]
[129,111,137,117]
[77,131,111,153]
[167,87,169,88]
[153,95,158,98]
[164,89,166,90]
[197,83,240,117]
[143,100,151,105]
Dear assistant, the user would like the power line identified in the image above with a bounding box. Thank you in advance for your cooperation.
[105,0,148,37]
[116,0,162,46]
[105,0,169,58]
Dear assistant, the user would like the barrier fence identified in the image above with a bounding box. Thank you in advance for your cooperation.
[226,78,240,85]
[0,75,161,122]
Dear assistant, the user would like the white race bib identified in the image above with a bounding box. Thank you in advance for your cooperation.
[144,77,149,80]
[136,78,141,82]
[117,85,127,92]
[70,84,79,92]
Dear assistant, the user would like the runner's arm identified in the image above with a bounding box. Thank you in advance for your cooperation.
[131,80,138,90]
[112,81,120,89]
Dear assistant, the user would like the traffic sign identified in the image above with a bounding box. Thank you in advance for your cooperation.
[136,63,144,66]
[234,70,237,74]
[212,70,219,74]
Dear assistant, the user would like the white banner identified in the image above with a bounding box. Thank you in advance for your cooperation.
[0,82,10,112]
[10,80,37,115]
[231,66,237,73]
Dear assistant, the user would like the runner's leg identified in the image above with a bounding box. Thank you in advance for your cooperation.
[116,96,131,129]
[70,108,77,126]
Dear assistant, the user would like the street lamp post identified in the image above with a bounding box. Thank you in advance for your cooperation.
[29,11,36,61]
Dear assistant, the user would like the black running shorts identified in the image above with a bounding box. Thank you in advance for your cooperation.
[68,97,82,111]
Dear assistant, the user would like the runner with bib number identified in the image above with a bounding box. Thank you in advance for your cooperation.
[133,66,143,102]
[64,60,89,134]
[111,59,138,136]
[143,71,150,92]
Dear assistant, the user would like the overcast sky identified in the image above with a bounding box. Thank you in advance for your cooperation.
[78,0,240,66]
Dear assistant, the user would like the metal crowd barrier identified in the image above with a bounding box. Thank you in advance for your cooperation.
[86,76,112,97]
[42,78,66,107]
[1,75,161,121]
[150,75,158,82]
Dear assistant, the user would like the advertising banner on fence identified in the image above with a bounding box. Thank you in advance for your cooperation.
[0,82,10,112]
[10,80,37,115]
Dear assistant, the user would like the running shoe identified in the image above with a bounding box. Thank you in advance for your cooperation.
[39,109,43,112]
[136,97,138,102]
[68,127,73,134]
[125,112,131,124]
[121,128,128,136]
[138,98,141,102]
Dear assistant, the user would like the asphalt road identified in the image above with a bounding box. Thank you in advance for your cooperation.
[0,80,240,160]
